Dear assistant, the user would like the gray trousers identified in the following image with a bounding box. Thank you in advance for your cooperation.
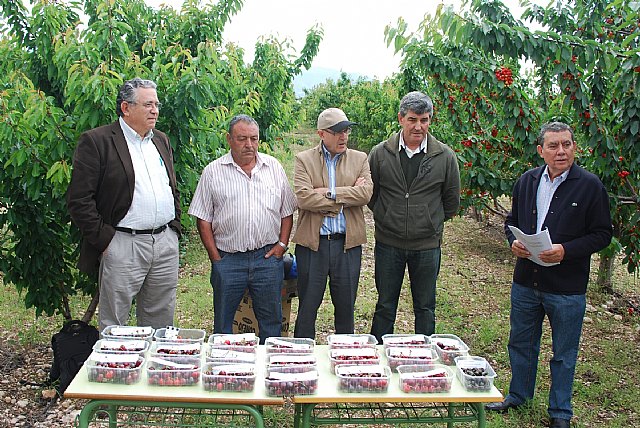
[98,227,179,333]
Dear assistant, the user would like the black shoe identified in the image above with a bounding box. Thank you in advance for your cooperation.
[549,418,571,428]
[484,399,521,413]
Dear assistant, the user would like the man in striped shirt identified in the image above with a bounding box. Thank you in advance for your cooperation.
[188,115,297,343]
[292,108,373,339]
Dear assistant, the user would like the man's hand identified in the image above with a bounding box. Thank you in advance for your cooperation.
[354,177,366,186]
[538,244,565,264]
[511,240,531,258]
[265,243,286,259]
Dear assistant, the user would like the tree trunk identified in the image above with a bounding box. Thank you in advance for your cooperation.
[81,290,99,325]
[596,253,615,294]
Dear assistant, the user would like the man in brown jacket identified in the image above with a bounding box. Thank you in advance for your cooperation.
[67,78,181,333]
[292,108,373,339]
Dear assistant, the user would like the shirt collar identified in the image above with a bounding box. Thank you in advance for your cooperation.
[399,132,427,154]
[321,142,342,161]
[542,165,570,184]
[119,117,154,142]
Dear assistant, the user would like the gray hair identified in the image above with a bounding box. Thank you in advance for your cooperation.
[537,121,575,146]
[116,78,157,117]
[228,114,259,134]
[399,91,433,117]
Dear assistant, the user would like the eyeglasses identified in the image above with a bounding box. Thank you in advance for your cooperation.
[545,141,574,151]
[131,101,162,110]
[324,127,352,136]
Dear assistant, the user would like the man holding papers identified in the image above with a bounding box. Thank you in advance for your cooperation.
[485,122,612,428]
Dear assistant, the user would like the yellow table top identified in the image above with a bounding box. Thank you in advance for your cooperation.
[64,345,284,405]
[293,345,503,404]
[64,343,502,406]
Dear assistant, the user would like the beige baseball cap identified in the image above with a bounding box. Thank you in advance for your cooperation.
[317,108,357,132]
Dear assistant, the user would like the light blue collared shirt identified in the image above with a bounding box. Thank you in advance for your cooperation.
[320,144,346,235]
[536,166,570,233]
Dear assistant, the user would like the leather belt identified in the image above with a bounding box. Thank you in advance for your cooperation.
[320,233,345,240]
[115,224,168,235]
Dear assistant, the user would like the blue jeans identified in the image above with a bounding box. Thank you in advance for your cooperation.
[210,245,283,344]
[370,242,441,341]
[506,282,586,420]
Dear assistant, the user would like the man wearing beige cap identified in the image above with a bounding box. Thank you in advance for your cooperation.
[292,108,373,339]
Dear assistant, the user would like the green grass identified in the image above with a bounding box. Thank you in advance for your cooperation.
[1,135,639,427]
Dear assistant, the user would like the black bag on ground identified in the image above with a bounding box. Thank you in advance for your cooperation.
[49,320,99,394]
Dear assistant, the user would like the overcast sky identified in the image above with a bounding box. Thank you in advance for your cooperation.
[144,0,527,79]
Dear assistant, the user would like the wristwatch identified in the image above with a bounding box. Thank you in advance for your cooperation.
[277,241,289,252]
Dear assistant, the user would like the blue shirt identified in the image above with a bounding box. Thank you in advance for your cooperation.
[536,166,569,233]
[320,144,346,235]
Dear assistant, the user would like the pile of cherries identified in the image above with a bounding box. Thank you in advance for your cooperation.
[401,371,451,393]
[88,359,143,384]
[460,367,491,391]
[203,368,255,392]
[337,371,389,393]
[147,364,200,386]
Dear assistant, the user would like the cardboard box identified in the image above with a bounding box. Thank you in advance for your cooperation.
[232,279,297,337]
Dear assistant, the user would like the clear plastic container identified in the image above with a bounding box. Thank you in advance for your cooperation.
[101,325,154,342]
[385,346,439,372]
[206,347,257,364]
[150,341,201,357]
[265,337,315,354]
[265,366,318,396]
[381,334,430,350]
[397,364,454,393]
[208,333,258,353]
[430,334,470,365]
[154,328,206,344]
[266,353,317,373]
[202,363,256,392]
[329,347,380,373]
[327,333,377,349]
[86,352,144,384]
[335,364,391,393]
[93,339,149,356]
[455,356,497,392]
[146,355,200,387]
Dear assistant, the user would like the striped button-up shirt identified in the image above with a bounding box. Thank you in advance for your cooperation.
[188,152,297,253]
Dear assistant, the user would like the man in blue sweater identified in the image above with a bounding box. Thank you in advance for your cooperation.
[486,122,612,428]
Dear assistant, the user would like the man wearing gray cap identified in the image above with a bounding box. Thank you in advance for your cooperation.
[292,108,373,339]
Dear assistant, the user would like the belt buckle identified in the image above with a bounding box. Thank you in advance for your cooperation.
[326,234,333,240]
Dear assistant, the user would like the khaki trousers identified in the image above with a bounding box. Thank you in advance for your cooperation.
[98,227,179,333]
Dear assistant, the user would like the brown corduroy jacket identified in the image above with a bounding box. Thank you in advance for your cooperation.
[292,144,372,252]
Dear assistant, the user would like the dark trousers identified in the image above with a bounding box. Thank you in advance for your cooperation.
[370,242,441,342]
[293,237,362,339]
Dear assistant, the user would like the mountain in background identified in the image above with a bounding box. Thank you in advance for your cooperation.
[293,67,367,98]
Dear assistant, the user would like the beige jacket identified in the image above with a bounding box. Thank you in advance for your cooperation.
[292,144,373,251]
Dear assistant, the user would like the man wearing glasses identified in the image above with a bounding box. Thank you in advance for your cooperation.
[292,108,373,339]
[67,77,181,333]
[368,91,460,342]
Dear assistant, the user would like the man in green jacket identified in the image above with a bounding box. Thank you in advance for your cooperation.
[368,91,460,341]
[292,108,373,339]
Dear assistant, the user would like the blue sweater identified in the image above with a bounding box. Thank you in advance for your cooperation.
[504,164,612,295]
